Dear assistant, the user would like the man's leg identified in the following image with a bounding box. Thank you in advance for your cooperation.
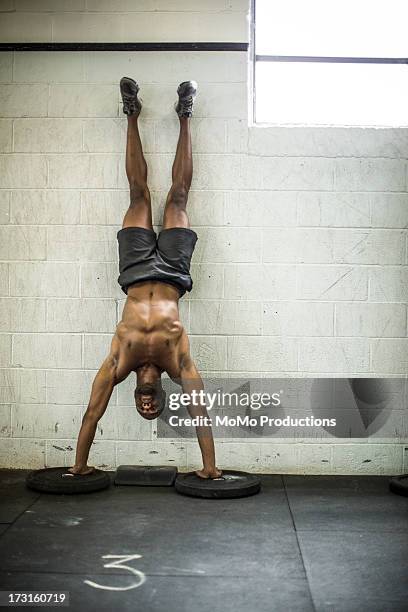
[162,116,192,229]
[122,113,153,230]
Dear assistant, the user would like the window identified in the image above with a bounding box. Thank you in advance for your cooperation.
[252,0,408,127]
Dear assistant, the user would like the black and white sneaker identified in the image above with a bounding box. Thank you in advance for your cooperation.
[174,80,197,118]
[120,77,142,116]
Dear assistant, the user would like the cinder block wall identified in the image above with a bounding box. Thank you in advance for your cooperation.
[0,0,407,474]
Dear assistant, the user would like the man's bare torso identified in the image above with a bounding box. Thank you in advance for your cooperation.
[113,280,187,382]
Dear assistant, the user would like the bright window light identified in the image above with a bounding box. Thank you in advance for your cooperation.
[254,0,408,126]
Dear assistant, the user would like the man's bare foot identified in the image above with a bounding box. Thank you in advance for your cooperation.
[67,466,95,476]
[195,467,222,479]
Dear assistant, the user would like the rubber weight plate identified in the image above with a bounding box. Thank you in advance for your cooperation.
[389,475,408,497]
[26,467,111,495]
[175,470,261,499]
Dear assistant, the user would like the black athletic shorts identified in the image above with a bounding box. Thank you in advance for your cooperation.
[117,226,198,297]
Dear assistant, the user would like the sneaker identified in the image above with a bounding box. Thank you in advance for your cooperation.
[174,80,197,118]
[120,77,142,116]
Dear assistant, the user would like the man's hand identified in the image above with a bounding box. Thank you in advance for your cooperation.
[67,465,95,476]
[195,467,223,479]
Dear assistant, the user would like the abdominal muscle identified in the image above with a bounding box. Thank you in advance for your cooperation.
[113,281,184,379]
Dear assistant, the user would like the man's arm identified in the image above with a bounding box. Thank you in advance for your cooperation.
[69,336,120,475]
[179,336,221,479]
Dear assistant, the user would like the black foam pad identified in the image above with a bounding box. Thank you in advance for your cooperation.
[114,465,178,486]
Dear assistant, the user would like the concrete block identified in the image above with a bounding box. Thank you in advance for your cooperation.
[12,404,82,439]
[0,405,11,438]
[80,262,123,298]
[190,300,262,335]
[332,444,403,475]
[0,263,8,296]
[11,190,81,225]
[371,193,408,228]
[227,336,298,371]
[96,406,152,442]
[0,368,46,404]
[297,266,368,301]
[263,229,334,264]
[49,84,118,118]
[0,52,12,82]
[119,12,247,43]
[298,192,371,227]
[116,440,186,467]
[371,339,408,375]
[10,262,80,297]
[12,334,82,369]
[263,302,334,337]
[191,154,244,190]
[225,264,297,300]
[226,118,248,153]
[369,267,408,303]
[249,126,408,158]
[45,439,116,470]
[336,303,406,338]
[189,335,227,371]
[0,298,47,332]
[0,191,10,224]
[262,157,335,190]
[80,190,127,225]
[47,298,116,332]
[296,444,333,474]
[194,227,261,263]
[83,334,112,369]
[116,374,136,406]
[52,12,122,42]
[0,12,52,42]
[83,51,246,85]
[14,52,84,83]
[86,0,229,11]
[0,226,46,260]
[0,155,47,188]
[224,191,298,227]
[0,335,12,367]
[0,85,48,117]
[47,226,117,262]
[189,264,224,299]
[258,442,298,474]
[334,229,405,265]
[48,154,118,188]
[298,338,370,373]
[0,119,12,152]
[0,439,45,469]
[335,158,406,192]
[14,119,82,153]
[46,369,98,405]
[16,0,85,9]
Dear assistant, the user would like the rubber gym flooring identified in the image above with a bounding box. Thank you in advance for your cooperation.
[0,470,407,612]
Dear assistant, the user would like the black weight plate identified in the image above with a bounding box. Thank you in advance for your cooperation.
[175,470,261,499]
[389,475,408,497]
[26,467,111,495]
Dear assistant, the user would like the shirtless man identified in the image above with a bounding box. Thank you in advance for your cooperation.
[69,77,221,479]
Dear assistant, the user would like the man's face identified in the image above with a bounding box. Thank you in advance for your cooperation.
[135,392,160,420]
[134,383,163,420]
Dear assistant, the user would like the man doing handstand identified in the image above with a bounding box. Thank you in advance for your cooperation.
[69,78,221,479]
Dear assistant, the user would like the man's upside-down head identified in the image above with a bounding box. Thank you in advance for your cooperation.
[134,381,166,420]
